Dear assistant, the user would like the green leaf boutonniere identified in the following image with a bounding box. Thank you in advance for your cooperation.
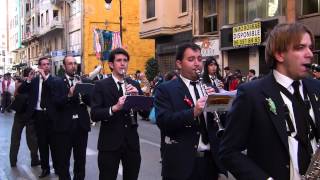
[266,98,277,115]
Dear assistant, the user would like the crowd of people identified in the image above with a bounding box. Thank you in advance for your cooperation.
[0,22,320,180]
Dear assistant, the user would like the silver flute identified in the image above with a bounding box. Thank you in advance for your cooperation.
[122,69,137,126]
[196,69,225,138]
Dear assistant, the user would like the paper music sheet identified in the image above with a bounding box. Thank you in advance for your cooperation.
[205,90,237,112]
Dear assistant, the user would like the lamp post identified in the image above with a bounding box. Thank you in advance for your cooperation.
[104,0,123,42]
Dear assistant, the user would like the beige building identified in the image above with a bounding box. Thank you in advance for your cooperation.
[140,0,192,74]
[21,0,65,74]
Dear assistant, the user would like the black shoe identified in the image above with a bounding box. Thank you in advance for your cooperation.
[39,169,50,178]
[10,163,16,167]
[31,160,40,167]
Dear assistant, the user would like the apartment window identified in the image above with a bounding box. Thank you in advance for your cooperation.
[32,16,35,30]
[225,0,283,25]
[46,10,49,25]
[26,3,30,13]
[302,0,319,15]
[181,0,187,13]
[70,0,80,16]
[37,14,40,27]
[203,0,217,34]
[53,10,59,20]
[146,0,155,19]
[69,30,81,50]
[41,14,44,27]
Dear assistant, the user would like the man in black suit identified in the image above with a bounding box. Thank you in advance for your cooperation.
[91,48,143,180]
[18,57,60,178]
[154,43,226,180]
[219,23,320,179]
[54,56,91,180]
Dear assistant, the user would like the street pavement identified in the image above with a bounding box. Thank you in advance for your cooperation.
[0,112,234,180]
[0,112,162,180]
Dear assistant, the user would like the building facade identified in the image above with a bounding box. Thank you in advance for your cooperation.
[140,0,193,74]
[21,0,65,74]
[83,0,155,75]
[296,0,320,65]
[0,0,14,74]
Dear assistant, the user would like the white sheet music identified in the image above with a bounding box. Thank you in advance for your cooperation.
[205,90,237,112]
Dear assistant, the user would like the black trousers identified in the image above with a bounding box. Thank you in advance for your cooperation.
[1,92,11,111]
[163,151,219,180]
[9,113,39,165]
[98,143,141,180]
[34,110,57,171]
[57,125,88,180]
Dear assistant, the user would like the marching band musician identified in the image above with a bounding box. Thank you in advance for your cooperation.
[90,48,143,180]
[202,57,224,92]
[154,43,227,180]
[54,55,91,180]
[219,23,320,179]
[18,57,60,178]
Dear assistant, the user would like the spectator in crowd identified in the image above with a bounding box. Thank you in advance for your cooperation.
[313,69,320,80]
[229,69,243,91]
[223,66,233,91]
[1,73,15,113]
[246,69,258,82]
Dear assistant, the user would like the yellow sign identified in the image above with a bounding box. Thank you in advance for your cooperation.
[233,22,261,47]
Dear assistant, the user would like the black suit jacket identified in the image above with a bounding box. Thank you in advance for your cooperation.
[90,77,143,151]
[18,75,61,123]
[53,75,91,133]
[219,72,320,180]
[154,77,226,179]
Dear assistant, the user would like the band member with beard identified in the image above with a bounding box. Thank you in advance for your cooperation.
[91,48,143,180]
[54,56,91,180]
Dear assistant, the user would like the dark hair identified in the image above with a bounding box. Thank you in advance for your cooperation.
[203,57,223,84]
[108,48,130,63]
[63,55,75,65]
[176,43,201,61]
[249,69,256,75]
[164,71,177,81]
[23,67,33,77]
[38,57,49,66]
[224,66,230,71]
[265,23,314,69]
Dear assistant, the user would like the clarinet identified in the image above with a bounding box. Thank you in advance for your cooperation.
[196,69,225,138]
[74,75,85,105]
[122,70,137,126]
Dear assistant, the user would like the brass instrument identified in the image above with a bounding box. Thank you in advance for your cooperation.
[302,145,320,180]
[195,69,225,138]
[304,63,320,72]
[122,69,137,126]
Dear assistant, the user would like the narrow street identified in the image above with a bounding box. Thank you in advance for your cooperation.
[0,112,162,180]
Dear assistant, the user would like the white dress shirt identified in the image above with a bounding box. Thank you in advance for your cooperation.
[180,75,210,151]
[36,74,50,110]
[108,73,126,116]
[273,70,317,180]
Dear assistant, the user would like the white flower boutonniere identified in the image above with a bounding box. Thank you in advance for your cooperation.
[314,94,319,102]
[266,98,277,115]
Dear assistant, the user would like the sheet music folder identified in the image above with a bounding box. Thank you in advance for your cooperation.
[205,91,236,112]
[74,83,95,95]
[123,96,154,111]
